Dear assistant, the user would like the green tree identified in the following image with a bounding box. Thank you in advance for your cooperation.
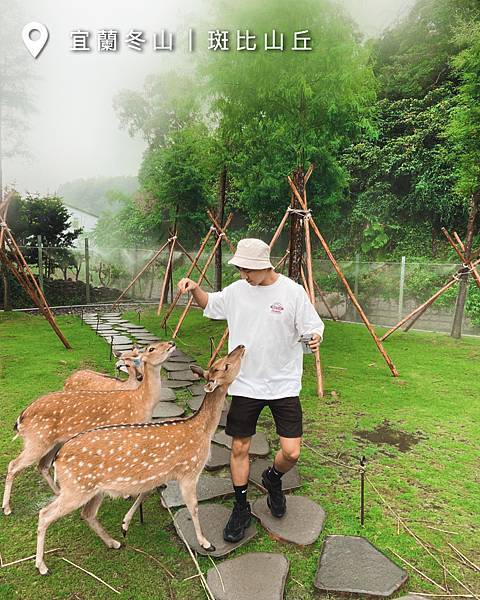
[446,23,480,337]
[202,0,376,242]
[9,195,83,278]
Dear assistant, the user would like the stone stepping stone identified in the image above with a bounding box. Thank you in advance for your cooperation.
[152,403,185,419]
[102,312,122,317]
[205,444,231,470]
[189,383,206,395]
[174,504,256,558]
[163,361,194,372]
[134,335,161,341]
[248,458,301,491]
[161,475,233,508]
[252,496,325,545]
[187,395,205,411]
[315,535,408,596]
[162,380,192,389]
[207,553,289,600]
[396,596,425,600]
[122,324,149,331]
[100,331,123,338]
[112,343,134,352]
[104,335,132,344]
[160,388,176,401]
[168,370,200,382]
[214,430,270,457]
[89,324,112,331]
[168,354,194,363]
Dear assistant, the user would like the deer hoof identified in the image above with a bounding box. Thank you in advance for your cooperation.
[37,563,50,576]
[109,539,122,549]
[3,506,12,516]
[121,524,128,538]
[203,543,216,553]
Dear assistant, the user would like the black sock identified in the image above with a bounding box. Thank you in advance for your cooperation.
[234,484,248,507]
[267,464,285,482]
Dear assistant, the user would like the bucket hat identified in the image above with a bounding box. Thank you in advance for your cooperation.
[228,238,273,270]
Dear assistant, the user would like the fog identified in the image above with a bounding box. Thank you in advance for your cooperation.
[2,0,415,198]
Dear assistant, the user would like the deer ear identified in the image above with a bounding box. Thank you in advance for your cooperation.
[204,380,219,393]
[113,350,122,358]
[190,365,208,379]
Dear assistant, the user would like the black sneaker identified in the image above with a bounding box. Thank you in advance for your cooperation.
[261,469,287,518]
[223,502,252,543]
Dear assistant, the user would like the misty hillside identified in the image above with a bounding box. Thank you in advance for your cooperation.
[58,176,138,216]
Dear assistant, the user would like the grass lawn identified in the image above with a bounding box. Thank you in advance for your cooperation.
[0,309,479,599]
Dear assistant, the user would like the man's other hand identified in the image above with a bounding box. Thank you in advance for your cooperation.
[308,333,321,352]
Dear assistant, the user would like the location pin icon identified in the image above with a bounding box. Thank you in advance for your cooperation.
[22,22,49,58]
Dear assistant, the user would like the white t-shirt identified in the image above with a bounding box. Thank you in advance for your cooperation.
[203,274,324,399]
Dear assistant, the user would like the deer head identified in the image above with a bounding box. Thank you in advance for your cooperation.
[191,344,245,392]
[115,346,144,379]
[141,341,176,368]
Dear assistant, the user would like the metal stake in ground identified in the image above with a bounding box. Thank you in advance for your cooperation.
[360,456,367,526]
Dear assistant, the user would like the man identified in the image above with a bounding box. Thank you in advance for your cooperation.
[178,238,324,542]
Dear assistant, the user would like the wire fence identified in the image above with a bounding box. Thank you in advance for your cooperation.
[4,241,480,336]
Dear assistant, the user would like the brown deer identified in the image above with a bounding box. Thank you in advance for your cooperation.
[64,347,144,392]
[35,345,245,575]
[2,342,175,516]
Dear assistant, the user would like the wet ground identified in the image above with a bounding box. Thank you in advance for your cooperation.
[354,419,427,452]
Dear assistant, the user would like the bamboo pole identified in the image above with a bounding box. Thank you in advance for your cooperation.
[442,227,466,262]
[157,236,177,316]
[1,227,72,349]
[453,231,465,252]
[381,276,458,340]
[175,238,213,288]
[207,210,236,253]
[112,239,170,309]
[172,214,233,338]
[303,208,324,397]
[442,228,480,290]
[269,208,290,249]
[208,327,229,367]
[389,256,480,336]
[287,177,399,378]
[161,227,215,328]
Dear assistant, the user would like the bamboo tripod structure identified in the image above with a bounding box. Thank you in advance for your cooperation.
[111,230,214,312]
[161,212,235,338]
[381,228,480,341]
[208,168,399,396]
[0,192,71,349]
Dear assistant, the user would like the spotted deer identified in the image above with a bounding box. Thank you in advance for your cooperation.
[35,345,245,575]
[2,341,175,516]
[64,347,144,392]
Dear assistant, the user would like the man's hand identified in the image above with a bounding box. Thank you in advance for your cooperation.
[178,278,198,294]
[308,333,321,353]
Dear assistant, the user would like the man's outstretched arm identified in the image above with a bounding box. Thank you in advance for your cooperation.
[177,278,209,309]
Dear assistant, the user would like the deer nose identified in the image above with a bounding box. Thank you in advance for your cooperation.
[168,341,176,348]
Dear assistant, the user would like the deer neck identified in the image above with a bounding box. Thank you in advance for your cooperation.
[140,362,163,411]
[195,384,228,436]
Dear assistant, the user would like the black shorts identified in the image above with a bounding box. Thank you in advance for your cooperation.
[225,395,303,439]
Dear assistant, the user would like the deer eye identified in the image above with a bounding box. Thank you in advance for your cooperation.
[148,347,155,353]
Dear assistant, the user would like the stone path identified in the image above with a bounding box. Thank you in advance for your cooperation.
[81,312,412,599]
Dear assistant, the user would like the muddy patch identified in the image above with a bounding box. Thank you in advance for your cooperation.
[354,420,426,452]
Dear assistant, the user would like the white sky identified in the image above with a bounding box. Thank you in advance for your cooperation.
[3,0,415,197]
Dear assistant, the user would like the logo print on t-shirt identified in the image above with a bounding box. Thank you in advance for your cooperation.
[270,302,284,314]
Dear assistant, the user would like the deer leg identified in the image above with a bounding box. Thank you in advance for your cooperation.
[121,492,148,537]
[179,478,215,552]
[81,493,121,549]
[36,492,91,575]
[3,446,42,515]
[38,446,61,495]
